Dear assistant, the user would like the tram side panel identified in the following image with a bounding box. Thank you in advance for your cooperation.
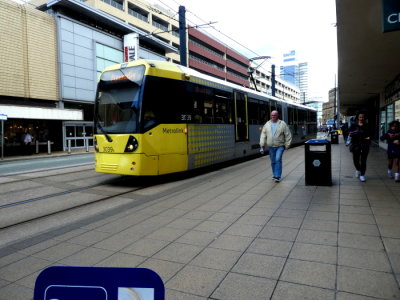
[187,124,235,170]
[152,124,188,175]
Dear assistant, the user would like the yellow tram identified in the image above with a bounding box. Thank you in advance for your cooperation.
[94,59,317,176]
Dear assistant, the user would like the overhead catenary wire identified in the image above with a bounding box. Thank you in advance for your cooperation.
[142,21,216,39]
[152,0,266,61]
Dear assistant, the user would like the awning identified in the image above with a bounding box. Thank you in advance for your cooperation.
[0,105,83,121]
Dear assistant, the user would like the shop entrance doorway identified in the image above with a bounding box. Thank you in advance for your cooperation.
[63,121,94,151]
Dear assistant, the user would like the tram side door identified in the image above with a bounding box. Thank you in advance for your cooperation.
[234,91,248,142]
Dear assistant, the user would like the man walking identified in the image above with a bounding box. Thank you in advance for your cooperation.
[259,110,292,182]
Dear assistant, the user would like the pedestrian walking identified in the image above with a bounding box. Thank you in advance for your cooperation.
[348,112,371,182]
[259,110,292,182]
[380,120,400,182]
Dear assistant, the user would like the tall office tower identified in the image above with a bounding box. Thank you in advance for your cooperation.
[280,50,297,85]
[297,62,309,104]
[280,50,309,104]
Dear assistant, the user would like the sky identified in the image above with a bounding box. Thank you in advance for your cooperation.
[151,0,338,101]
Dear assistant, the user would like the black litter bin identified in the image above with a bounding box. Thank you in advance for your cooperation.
[305,139,332,186]
[330,130,339,144]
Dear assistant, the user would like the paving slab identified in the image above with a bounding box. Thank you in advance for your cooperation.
[1,143,400,299]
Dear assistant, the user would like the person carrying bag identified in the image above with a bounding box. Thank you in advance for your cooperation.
[348,112,371,182]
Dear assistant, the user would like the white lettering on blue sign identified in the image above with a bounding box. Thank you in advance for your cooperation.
[388,12,400,24]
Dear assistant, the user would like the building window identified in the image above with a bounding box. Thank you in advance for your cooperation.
[100,0,123,11]
[171,26,179,38]
[152,16,168,32]
[128,4,149,22]
[227,68,248,81]
[172,42,180,50]
[189,53,224,71]
[226,55,247,69]
[189,37,224,58]
[96,43,123,79]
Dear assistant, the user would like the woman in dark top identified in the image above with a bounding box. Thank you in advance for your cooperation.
[349,112,371,182]
[380,120,400,182]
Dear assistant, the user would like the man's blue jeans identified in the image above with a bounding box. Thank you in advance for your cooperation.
[269,146,285,178]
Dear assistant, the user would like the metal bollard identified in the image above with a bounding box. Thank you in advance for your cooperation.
[47,140,51,155]
[85,139,89,152]
[36,140,39,154]
[68,140,71,154]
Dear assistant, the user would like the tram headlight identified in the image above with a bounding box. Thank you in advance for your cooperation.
[124,136,138,152]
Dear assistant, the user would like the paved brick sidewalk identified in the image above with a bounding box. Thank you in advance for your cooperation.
[0,141,399,299]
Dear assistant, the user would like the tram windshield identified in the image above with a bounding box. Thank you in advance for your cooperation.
[95,65,145,134]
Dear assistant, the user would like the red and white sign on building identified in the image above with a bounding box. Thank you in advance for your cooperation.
[123,33,139,62]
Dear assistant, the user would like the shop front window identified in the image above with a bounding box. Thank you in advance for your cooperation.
[387,104,394,130]
[380,108,386,135]
[3,121,51,145]
[395,99,400,120]
[0,119,58,156]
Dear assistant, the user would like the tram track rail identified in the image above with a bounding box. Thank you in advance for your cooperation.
[0,166,153,229]
[0,184,146,229]
[0,153,273,234]
[0,163,94,180]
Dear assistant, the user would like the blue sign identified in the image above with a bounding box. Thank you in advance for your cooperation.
[305,139,329,144]
[383,0,400,32]
[34,266,164,300]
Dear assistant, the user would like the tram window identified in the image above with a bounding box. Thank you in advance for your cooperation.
[142,77,194,126]
[192,85,214,124]
[270,100,277,111]
[193,100,203,123]
[204,99,214,123]
[143,110,156,129]
[214,98,227,124]
[309,111,317,123]
[193,96,205,123]
[288,107,294,125]
[259,102,269,124]
[276,104,282,116]
[298,109,306,125]
[248,98,259,125]
[214,90,229,124]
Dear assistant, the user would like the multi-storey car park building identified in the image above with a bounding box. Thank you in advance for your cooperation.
[0,0,301,156]
[188,27,250,87]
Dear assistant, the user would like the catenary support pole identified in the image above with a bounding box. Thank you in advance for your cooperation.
[271,64,276,97]
[179,6,187,67]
